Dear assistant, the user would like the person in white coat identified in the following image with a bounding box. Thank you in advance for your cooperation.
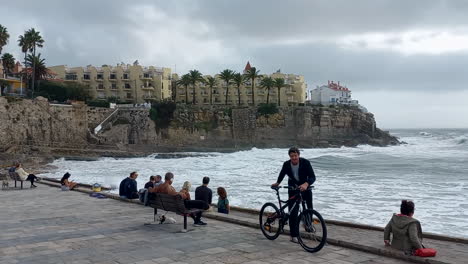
[15,164,39,188]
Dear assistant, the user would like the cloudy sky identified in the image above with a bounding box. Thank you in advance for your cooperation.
[2,0,467,129]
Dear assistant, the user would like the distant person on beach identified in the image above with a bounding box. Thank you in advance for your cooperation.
[217,187,230,214]
[151,173,209,225]
[15,163,39,188]
[60,172,78,191]
[384,200,423,254]
[119,172,139,199]
[144,176,156,189]
[271,147,316,244]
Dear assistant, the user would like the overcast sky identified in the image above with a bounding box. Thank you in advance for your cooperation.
[2,0,467,128]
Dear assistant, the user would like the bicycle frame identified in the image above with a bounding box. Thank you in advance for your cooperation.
[273,186,313,226]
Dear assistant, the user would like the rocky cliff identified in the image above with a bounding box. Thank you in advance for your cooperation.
[0,97,399,155]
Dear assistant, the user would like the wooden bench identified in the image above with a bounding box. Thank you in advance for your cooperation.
[8,172,23,189]
[147,193,202,232]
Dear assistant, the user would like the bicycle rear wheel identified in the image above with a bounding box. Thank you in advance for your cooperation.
[259,202,282,240]
[297,209,327,253]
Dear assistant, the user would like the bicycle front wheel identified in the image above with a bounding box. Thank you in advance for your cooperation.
[259,202,282,240]
[297,209,327,253]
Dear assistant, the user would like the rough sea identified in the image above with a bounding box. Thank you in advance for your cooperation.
[40,129,468,238]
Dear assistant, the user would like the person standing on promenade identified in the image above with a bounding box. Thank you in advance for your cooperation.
[119,172,139,199]
[271,147,316,243]
[195,177,212,225]
[384,200,423,255]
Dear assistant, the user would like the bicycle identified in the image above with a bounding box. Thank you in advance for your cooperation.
[259,185,327,253]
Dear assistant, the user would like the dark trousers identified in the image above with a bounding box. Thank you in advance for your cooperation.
[26,174,38,186]
[184,200,209,223]
[288,189,312,237]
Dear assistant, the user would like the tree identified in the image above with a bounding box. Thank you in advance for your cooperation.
[260,77,275,104]
[0,24,9,56]
[273,78,286,106]
[1,53,15,74]
[176,74,191,104]
[219,69,234,105]
[188,69,204,104]
[205,76,217,105]
[17,34,31,66]
[244,67,261,106]
[232,73,245,106]
[25,53,48,89]
[23,28,44,97]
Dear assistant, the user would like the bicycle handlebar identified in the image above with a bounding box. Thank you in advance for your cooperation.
[271,185,314,191]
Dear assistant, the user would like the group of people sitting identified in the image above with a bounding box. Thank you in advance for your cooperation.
[119,172,230,225]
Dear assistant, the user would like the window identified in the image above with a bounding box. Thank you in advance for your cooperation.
[97,92,106,98]
[143,73,150,78]
[111,83,117,89]
[97,74,103,79]
[98,84,104,90]
[126,92,132,99]
[83,74,90,80]
[124,83,131,89]
[110,74,116,79]
[123,73,129,79]
[65,74,77,80]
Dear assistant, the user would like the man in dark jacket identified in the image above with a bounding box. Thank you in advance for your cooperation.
[194,177,212,225]
[272,147,316,243]
[119,172,139,199]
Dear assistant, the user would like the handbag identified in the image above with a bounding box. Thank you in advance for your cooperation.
[414,248,437,257]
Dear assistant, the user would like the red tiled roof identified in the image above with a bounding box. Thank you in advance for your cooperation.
[244,61,252,71]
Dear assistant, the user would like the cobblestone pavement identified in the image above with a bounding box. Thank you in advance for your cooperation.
[0,184,413,264]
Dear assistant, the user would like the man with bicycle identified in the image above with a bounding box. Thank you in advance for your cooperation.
[272,147,316,243]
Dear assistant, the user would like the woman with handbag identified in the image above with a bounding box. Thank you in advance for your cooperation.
[384,200,423,255]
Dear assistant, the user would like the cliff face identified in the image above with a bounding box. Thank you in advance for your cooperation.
[0,98,398,155]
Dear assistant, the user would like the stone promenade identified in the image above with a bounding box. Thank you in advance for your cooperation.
[0,184,416,264]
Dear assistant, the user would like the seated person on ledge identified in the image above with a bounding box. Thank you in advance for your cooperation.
[60,172,78,191]
[16,163,39,188]
[144,175,156,189]
[150,172,209,225]
[384,200,423,254]
[119,172,139,199]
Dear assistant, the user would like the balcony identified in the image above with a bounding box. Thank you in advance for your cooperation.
[143,94,156,100]
[141,86,154,91]
[286,90,296,95]
[140,74,152,80]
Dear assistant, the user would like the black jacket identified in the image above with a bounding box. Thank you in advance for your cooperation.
[119,177,138,199]
[276,157,316,186]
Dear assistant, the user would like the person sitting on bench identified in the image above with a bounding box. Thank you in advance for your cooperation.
[15,163,39,188]
[149,172,209,225]
[119,172,139,199]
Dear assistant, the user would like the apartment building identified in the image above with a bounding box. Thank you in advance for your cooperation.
[49,63,172,103]
[174,64,307,106]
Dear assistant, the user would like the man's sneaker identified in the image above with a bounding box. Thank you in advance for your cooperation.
[194,220,207,226]
[290,237,299,243]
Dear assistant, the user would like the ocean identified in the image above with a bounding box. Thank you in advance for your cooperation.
[40,128,468,238]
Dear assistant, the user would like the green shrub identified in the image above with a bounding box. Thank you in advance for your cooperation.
[36,81,90,102]
[87,100,109,108]
[149,100,177,131]
[257,103,279,116]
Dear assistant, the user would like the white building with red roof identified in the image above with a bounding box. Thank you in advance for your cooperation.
[309,80,359,106]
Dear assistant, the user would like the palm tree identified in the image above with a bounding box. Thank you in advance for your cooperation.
[0,24,9,57]
[219,69,234,105]
[188,69,204,105]
[17,34,31,66]
[23,28,45,97]
[1,53,15,74]
[273,78,286,106]
[176,74,191,104]
[243,67,261,106]
[205,76,217,105]
[260,77,275,104]
[232,73,245,106]
[25,53,48,89]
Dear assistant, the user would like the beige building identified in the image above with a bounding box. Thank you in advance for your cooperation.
[49,63,172,103]
[175,65,307,106]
